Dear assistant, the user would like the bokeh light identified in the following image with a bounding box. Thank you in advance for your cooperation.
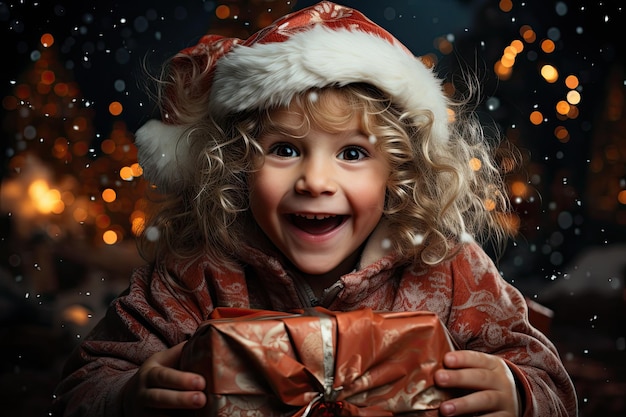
[102,188,117,203]
[499,0,513,13]
[62,305,93,327]
[541,39,556,53]
[554,126,570,143]
[102,229,118,245]
[556,100,570,116]
[540,64,559,83]
[567,90,581,105]
[108,101,123,116]
[529,110,544,125]
[40,33,54,47]
[469,157,482,171]
[565,74,579,89]
[215,5,230,19]
[520,25,536,43]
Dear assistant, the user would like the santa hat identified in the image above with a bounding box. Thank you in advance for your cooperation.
[135,1,449,192]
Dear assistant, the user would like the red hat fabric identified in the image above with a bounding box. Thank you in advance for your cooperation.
[135,1,449,192]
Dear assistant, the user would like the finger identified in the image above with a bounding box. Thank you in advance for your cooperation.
[436,365,518,395]
[142,387,206,410]
[443,350,497,370]
[145,365,206,391]
[438,351,513,392]
[439,389,509,417]
[436,366,496,390]
[142,342,206,392]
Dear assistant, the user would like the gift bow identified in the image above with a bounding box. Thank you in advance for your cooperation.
[296,308,448,417]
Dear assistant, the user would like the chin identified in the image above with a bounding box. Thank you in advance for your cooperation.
[294,265,334,276]
[289,258,340,277]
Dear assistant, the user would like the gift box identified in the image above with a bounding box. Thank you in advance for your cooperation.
[179,307,455,416]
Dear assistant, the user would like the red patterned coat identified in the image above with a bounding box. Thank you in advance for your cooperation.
[53,241,577,416]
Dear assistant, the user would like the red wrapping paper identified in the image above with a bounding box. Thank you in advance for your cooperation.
[180,307,455,416]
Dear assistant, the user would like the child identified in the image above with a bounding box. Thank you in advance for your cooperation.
[53,2,577,416]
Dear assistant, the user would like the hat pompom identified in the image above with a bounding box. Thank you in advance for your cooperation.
[135,119,192,193]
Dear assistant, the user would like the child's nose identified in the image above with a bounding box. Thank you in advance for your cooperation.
[294,158,337,197]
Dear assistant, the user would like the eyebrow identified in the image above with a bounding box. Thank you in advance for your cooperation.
[262,122,367,139]
[261,121,306,138]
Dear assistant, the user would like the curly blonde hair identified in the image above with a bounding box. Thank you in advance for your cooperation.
[139,59,515,267]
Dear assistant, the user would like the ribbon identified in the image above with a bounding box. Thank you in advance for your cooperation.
[301,311,344,417]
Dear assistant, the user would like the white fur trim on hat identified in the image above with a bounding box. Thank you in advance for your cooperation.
[134,119,191,192]
[210,25,450,143]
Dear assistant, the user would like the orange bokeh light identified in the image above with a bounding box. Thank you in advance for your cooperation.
[520,25,536,43]
[41,70,56,85]
[511,181,528,197]
[130,163,143,177]
[556,100,570,115]
[510,39,524,53]
[41,33,55,47]
[73,207,89,223]
[565,75,579,89]
[120,166,134,181]
[109,101,123,116]
[554,126,570,143]
[541,64,559,83]
[541,39,556,53]
[469,157,482,171]
[102,188,117,203]
[484,198,497,211]
[494,61,513,80]
[102,230,118,245]
[499,0,513,12]
[529,111,543,125]
[215,5,230,19]
[53,138,69,158]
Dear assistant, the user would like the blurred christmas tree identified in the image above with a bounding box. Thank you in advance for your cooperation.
[1,35,146,292]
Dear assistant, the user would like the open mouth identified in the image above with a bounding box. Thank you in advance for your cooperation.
[289,214,347,235]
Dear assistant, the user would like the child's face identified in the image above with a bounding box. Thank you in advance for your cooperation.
[249,92,390,277]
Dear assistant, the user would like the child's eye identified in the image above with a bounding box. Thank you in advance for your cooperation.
[269,143,300,158]
[338,146,368,161]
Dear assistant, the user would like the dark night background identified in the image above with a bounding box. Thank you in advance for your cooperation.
[1,1,625,416]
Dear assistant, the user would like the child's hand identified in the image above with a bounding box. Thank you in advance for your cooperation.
[435,350,520,417]
[121,342,206,417]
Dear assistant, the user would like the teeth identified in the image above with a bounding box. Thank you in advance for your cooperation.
[294,214,337,220]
